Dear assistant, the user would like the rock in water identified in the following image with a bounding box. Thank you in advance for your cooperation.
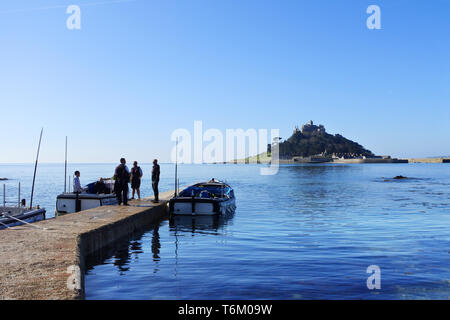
[393,175,407,180]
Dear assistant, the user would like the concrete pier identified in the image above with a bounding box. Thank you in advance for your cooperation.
[0,191,173,300]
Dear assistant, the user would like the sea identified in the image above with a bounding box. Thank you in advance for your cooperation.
[0,163,449,299]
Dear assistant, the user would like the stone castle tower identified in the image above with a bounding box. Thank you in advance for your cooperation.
[293,120,326,134]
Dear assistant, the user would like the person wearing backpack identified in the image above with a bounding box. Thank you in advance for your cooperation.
[130,161,143,200]
[114,158,130,205]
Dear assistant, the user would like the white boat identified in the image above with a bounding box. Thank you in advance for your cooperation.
[0,207,46,230]
[55,179,117,216]
[169,179,236,216]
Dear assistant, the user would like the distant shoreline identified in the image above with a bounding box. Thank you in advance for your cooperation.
[224,157,450,165]
[0,159,449,166]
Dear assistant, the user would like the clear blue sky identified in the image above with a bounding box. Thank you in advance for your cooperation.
[1,0,449,163]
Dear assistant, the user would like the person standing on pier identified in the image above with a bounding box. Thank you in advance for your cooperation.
[131,161,143,200]
[152,159,160,203]
[114,158,130,206]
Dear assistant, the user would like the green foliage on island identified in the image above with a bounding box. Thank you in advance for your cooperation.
[278,130,374,158]
[242,152,272,163]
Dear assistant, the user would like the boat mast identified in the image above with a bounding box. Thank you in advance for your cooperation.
[64,136,68,193]
[30,128,43,209]
[18,182,20,207]
[174,137,178,197]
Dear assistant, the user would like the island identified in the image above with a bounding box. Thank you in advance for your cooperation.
[236,121,409,164]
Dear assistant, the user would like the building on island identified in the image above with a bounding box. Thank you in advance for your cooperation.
[299,120,325,134]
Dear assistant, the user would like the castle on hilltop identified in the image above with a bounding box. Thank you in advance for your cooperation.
[293,120,326,134]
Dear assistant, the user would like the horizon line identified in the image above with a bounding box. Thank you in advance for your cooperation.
[1,155,450,165]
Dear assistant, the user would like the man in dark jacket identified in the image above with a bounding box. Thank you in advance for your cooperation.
[152,159,160,203]
[94,178,107,194]
[114,158,130,205]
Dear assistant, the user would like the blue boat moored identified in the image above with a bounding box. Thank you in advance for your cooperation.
[169,179,236,216]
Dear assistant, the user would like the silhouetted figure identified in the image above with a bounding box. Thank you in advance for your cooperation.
[94,178,108,194]
[152,159,160,203]
[131,161,143,200]
[114,158,130,205]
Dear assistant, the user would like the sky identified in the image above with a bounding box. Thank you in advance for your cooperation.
[0,0,449,163]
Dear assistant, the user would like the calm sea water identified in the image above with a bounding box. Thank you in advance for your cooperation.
[1,163,449,299]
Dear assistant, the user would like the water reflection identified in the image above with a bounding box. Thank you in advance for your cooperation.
[169,211,236,280]
[281,165,363,209]
[85,223,162,275]
[169,211,235,235]
[83,164,450,299]
[85,211,236,277]
[151,225,160,261]
[113,242,131,273]
[283,163,363,176]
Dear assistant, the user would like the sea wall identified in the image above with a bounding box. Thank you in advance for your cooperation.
[332,158,408,164]
[408,158,449,163]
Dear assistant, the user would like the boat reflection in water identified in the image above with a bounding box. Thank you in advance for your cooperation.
[84,209,236,289]
[169,209,236,235]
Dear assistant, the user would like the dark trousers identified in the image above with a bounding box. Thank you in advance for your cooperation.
[152,180,159,201]
[116,183,129,205]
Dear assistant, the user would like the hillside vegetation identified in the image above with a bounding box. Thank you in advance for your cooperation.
[278,130,374,158]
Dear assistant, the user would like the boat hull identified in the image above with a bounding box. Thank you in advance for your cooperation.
[0,208,46,230]
[55,193,117,216]
[169,197,236,216]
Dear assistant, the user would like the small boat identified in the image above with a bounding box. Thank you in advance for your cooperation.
[0,207,46,230]
[0,129,47,230]
[55,179,117,216]
[169,179,236,216]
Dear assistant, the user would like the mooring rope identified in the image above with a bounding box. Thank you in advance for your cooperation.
[0,220,12,229]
